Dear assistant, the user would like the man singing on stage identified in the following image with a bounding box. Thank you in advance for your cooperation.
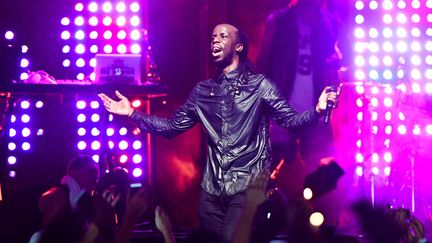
[99,23,338,242]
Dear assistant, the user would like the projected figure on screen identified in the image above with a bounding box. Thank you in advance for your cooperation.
[99,23,338,242]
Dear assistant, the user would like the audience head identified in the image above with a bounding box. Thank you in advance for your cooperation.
[67,155,99,192]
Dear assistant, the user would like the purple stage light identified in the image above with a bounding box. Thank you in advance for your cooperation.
[133,140,142,150]
[8,156,17,165]
[397,0,407,9]
[369,1,378,10]
[61,17,70,26]
[355,166,363,177]
[355,14,364,24]
[130,16,140,26]
[356,98,363,107]
[8,142,16,151]
[78,127,86,136]
[103,16,112,26]
[385,111,391,121]
[116,16,126,26]
[371,111,378,121]
[91,141,101,150]
[77,113,86,122]
[383,70,393,80]
[62,45,71,53]
[103,30,113,40]
[119,140,128,150]
[119,127,127,136]
[9,128,16,137]
[89,58,96,67]
[10,115,16,123]
[385,125,392,135]
[412,83,421,93]
[384,167,391,176]
[20,58,29,68]
[372,167,379,175]
[356,139,361,148]
[384,152,392,163]
[5,31,14,40]
[90,73,95,81]
[357,112,363,121]
[413,125,421,135]
[76,58,85,68]
[103,44,113,53]
[63,59,71,67]
[116,2,126,12]
[89,16,98,26]
[61,31,71,40]
[117,30,127,40]
[22,128,31,137]
[355,1,364,10]
[21,100,30,109]
[90,44,98,52]
[75,44,85,54]
[382,0,393,10]
[120,154,128,163]
[77,73,85,80]
[425,125,432,135]
[37,129,44,136]
[398,112,406,121]
[133,154,142,164]
[102,2,112,13]
[21,114,30,123]
[75,16,85,26]
[369,56,379,66]
[76,100,86,109]
[383,97,392,107]
[22,142,31,151]
[117,44,127,54]
[132,168,142,177]
[75,30,85,40]
[130,29,140,40]
[398,125,407,135]
[90,101,99,109]
[92,155,99,163]
[9,171,16,178]
[108,141,114,149]
[106,128,114,136]
[77,141,87,150]
[130,2,140,12]
[356,153,364,163]
[355,70,364,80]
[372,153,379,163]
[88,2,98,12]
[91,114,100,122]
[131,44,141,54]
[91,127,100,136]
[75,3,84,12]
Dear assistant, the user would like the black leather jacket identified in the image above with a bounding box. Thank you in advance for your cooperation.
[130,69,321,196]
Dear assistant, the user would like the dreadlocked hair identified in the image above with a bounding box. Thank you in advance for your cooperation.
[235,28,256,83]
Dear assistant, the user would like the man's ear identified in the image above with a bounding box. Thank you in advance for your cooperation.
[235,43,244,53]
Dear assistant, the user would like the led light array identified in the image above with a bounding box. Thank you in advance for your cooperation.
[74,98,146,179]
[6,99,45,178]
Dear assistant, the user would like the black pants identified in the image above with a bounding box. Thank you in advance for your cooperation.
[198,189,246,243]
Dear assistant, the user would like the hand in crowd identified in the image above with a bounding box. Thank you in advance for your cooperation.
[155,206,176,243]
[92,189,121,231]
[316,86,339,113]
[98,90,134,116]
[125,188,149,221]
[245,170,270,208]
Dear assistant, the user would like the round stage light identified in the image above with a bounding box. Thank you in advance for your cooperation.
[132,168,143,177]
[88,2,98,12]
[61,17,70,26]
[102,2,112,13]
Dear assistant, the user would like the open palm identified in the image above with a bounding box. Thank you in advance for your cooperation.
[98,90,133,116]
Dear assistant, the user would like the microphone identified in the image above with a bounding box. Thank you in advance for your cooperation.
[324,86,336,124]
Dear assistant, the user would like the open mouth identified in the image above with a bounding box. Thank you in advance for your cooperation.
[212,46,223,56]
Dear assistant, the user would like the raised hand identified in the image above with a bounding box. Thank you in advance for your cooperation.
[245,170,270,208]
[98,90,134,116]
[155,206,176,243]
